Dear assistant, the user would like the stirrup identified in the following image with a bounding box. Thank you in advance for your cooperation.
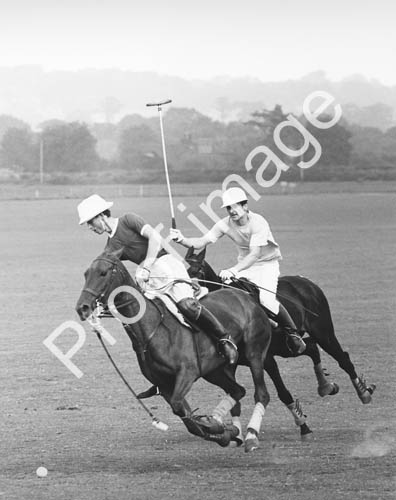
[285,330,306,355]
[218,337,238,364]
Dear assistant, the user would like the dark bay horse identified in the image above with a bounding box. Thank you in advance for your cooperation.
[185,247,376,435]
[76,250,272,452]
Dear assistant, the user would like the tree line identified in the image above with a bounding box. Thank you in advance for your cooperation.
[0,105,395,183]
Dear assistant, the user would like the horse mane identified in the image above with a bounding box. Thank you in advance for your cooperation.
[99,248,135,283]
[185,247,262,305]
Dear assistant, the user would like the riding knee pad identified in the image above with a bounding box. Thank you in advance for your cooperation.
[177,297,201,321]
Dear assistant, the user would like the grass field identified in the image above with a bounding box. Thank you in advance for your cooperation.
[1,189,395,500]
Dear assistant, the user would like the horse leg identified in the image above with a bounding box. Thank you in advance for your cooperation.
[209,364,243,446]
[163,369,214,439]
[265,355,313,439]
[311,315,376,404]
[161,389,209,439]
[214,367,244,447]
[265,355,293,406]
[203,366,246,447]
[303,339,340,397]
[163,368,236,446]
[230,401,244,447]
[244,349,271,453]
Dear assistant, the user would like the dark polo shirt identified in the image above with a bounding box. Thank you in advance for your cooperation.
[105,213,166,264]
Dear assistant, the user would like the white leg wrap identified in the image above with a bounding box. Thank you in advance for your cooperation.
[246,430,258,441]
[212,395,236,423]
[247,402,265,434]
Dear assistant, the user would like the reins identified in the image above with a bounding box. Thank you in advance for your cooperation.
[149,275,319,318]
[227,278,320,318]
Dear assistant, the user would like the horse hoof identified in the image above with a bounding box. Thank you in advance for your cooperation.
[214,430,232,447]
[245,437,259,453]
[193,416,224,434]
[228,425,244,447]
[300,423,313,436]
[367,383,376,395]
[300,424,313,440]
[353,377,375,404]
[245,435,259,453]
[231,437,244,447]
[359,391,372,404]
[318,382,339,397]
[137,385,160,399]
[229,437,244,448]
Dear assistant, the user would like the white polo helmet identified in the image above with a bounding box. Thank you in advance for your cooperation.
[77,194,113,225]
[221,187,248,208]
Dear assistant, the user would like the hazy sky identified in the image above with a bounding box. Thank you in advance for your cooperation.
[1,0,394,84]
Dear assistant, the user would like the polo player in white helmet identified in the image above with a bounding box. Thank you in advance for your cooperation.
[77,194,238,392]
[169,186,306,355]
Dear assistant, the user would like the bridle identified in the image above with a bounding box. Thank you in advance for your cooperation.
[186,258,206,282]
[83,256,134,316]
[83,255,167,348]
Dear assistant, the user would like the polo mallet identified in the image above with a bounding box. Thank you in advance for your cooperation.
[87,315,169,431]
[146,99,176,229]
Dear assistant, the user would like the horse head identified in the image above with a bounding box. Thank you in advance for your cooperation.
[76,248,132,320]
[185,247,221,291]
[185,247,207,280]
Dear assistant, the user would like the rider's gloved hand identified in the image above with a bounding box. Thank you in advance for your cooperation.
[219,268,237,283]
[169,228,184,243]
[135,266,151,286]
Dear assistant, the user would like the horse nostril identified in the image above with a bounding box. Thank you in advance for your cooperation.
[77,304,91,320]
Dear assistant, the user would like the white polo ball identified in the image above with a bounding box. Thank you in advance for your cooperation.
[36,466,48,478]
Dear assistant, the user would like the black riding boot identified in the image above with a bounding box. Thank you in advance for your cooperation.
[137,297,238,399]
[177,297,238,365]
[276,303,306,355]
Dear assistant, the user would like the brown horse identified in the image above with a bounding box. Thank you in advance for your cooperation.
[76,249,272,452]
[185,247,376,435]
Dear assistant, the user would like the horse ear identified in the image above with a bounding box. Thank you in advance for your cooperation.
[197,248,206,262]
[109,247,124,259]
[185,246,195,261]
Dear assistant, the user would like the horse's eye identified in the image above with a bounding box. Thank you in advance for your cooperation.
[100,269,108,276]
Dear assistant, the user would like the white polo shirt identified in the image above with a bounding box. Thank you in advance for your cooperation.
[205,211,282,263]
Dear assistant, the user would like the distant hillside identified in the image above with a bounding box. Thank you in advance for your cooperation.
[0,66,395,127]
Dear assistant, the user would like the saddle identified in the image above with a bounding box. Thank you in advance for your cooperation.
[143,279,208,327]
[230,277,278,322]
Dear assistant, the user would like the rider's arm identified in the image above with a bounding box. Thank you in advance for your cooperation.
[141,224,162,269]
[177,218,227,250]
[232,246,261,273]
[177,233,212,251]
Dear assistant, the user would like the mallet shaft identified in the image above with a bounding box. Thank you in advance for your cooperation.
[147,98,175,228]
